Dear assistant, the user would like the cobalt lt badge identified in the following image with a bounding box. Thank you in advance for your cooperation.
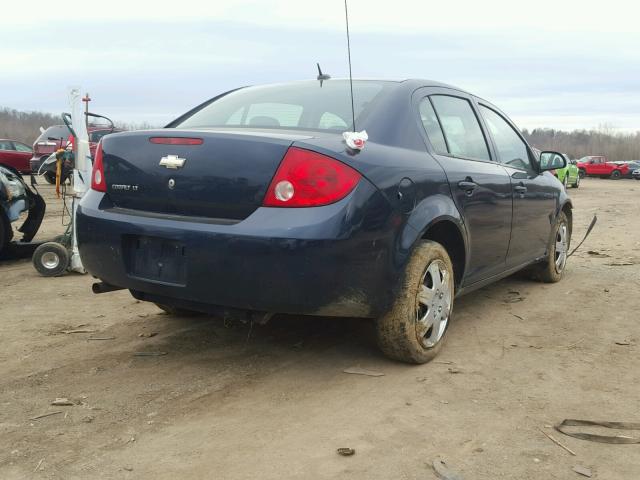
[160,155,186,169]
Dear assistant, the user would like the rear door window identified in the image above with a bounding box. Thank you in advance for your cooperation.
[479,105,532,171]
[418,98,448,154]
[430,96,490,161]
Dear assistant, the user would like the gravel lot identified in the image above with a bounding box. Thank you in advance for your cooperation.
[1,179,639,479]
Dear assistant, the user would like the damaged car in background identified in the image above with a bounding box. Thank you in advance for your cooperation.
[0,166,45,256]
[77,79,572,364]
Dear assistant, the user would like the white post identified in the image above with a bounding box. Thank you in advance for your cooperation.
[68,87,91,273]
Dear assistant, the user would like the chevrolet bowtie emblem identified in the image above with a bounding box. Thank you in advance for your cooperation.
[159,155,186,169]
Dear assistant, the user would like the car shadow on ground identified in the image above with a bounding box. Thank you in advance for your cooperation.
[125,272,527,370]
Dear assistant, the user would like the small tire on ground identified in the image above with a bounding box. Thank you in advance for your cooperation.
[527,211,570,283]
[43,171,57,185]
[610,170,621,179]
[32,242,69,277]
[155,303,202,316]
[376,240,454,364]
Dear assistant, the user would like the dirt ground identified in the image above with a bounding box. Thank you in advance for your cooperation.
[1,178,639,479]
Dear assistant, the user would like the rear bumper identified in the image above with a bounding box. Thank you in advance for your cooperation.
[77,181,399,318]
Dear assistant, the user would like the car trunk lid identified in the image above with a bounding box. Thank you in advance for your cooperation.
[101,129,314,220]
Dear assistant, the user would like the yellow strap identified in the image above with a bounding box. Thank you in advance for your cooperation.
[56,158,62,198]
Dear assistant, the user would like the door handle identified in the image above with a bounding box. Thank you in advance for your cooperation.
[457,180,478,194]
[514,184,527,194]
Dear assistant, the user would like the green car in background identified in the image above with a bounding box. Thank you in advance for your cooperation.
[555,154,580,189]
[537,150,580,189]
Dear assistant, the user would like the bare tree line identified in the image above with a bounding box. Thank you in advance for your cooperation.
[2,106,639,160]
[522,127,640,161]
[0,107,156,145]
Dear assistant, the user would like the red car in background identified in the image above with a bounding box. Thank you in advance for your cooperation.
[576,155,629,179]
[30,125,122,183]
[0,139,33,174]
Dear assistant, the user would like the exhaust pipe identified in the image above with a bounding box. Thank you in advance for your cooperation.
[92,282,125,294]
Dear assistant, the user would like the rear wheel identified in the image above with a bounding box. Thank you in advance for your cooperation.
[155,303,201,316]
[376,240,454,364]
[610,170,621,179]
[32,242,69,276]
[572,174,580,188]
[578,169,586,179]
[528,212,570,283]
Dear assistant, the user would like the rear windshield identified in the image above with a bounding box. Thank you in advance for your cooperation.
[173,80,394,132]
[37,125,71,142]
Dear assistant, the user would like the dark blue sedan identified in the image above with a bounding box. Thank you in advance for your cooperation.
[77,79,572,363]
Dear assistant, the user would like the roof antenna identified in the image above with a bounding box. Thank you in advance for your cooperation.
[317,63,331,87]
[344,0,356,132]
[342,0,368,151]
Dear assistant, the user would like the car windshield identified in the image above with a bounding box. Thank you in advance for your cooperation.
[173,80,394,132]
[37,125,71,142]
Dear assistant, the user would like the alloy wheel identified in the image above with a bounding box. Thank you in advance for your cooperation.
[555,222,568,273]
[416,259,452,348]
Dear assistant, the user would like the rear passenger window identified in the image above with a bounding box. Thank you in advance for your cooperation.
[479,105,532,171]
[419,99,448,154]
[430,96,490,161]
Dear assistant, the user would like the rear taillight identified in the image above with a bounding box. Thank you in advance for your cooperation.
[91,141,106,192]
[149,137,203,145]
[263,147,361,207]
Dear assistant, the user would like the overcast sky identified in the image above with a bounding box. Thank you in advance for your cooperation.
[2,0,639,132]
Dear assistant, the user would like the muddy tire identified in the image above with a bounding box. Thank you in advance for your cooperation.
[155,303,201,316]
[376,240,454,364]
[528,212,570,283]
[0,212,13,256]
[32,242,69,277]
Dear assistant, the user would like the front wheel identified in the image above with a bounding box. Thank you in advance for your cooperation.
[528,212,570,283]
[376,240,454,364]
[578,169,586,179]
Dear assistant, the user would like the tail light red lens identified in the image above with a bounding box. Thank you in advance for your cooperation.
[91,141,106,192]
[263,147,361,207]
[149,137,203,145]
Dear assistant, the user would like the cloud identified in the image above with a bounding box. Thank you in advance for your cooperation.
[1,2,639,131]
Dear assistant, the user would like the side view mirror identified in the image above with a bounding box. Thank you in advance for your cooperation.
[539,151,567,171]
